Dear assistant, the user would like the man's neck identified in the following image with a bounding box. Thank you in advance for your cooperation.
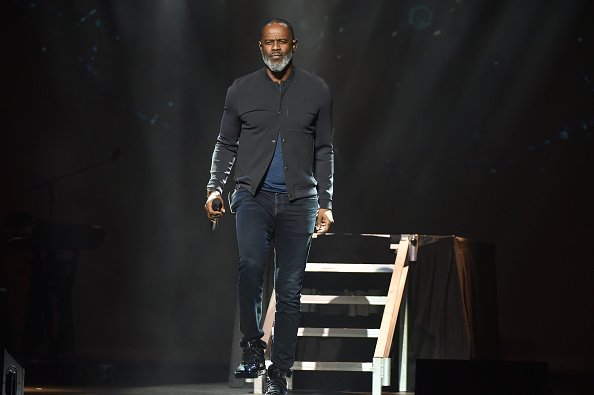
[266,63,294,84]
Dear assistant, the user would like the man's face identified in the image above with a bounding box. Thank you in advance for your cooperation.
[259,23,296,73]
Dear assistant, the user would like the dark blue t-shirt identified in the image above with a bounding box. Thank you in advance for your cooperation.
[261,131,287,193]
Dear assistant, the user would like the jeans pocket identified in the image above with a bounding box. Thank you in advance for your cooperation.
[229,187,248,213]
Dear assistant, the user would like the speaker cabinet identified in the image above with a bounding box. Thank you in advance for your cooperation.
[2,350,24,395]
[415,359,551,395]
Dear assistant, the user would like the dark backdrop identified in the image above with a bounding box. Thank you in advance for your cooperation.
[2,0,593,379]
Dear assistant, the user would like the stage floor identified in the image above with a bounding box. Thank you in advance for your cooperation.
[24,383,411,395]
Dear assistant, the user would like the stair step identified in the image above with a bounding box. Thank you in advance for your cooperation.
[264,360,374,372]
[296,327,380,338]
[305,263,394,273]
[301,295,387,305]
[289,361,374,372]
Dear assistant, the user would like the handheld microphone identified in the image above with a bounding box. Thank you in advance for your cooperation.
[211,198,222,231]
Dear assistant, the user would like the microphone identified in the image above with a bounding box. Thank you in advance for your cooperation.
[211,198,223,231]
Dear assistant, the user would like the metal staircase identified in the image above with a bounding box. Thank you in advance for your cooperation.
[252,233,417,394]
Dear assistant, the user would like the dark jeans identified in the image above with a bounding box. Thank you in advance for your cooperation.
[230,187,318,371]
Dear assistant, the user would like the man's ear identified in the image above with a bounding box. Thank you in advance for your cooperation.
[258,41,263,53]
[292,39,299,52]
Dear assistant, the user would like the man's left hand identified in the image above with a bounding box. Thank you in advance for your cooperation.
[315,209,334,234]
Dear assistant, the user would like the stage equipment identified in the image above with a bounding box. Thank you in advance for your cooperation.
[3,215,104,358]
[2,349,24,395]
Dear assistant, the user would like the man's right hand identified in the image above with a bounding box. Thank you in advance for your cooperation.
[204,191,225,223]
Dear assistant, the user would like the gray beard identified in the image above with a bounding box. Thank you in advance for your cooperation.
[262,51,293,73]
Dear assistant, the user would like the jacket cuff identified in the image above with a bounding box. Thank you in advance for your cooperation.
[206,185,222,197]
[318,198,332,210]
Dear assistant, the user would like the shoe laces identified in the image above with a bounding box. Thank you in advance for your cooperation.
[242,344,263,364]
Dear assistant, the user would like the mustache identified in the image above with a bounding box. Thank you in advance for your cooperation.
[266,52,287,60]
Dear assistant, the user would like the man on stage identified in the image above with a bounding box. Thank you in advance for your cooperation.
[204,18,334,395]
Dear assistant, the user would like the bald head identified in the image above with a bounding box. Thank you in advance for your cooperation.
[261,18,295,41]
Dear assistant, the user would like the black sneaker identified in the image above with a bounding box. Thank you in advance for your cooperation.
[264,364,291,395]
[234,339,266,378]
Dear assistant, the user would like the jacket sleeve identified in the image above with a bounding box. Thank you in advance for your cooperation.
[314,81,334,209]
[207,82,241,194]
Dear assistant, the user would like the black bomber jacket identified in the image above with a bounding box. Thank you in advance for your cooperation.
[207,67,334,209]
